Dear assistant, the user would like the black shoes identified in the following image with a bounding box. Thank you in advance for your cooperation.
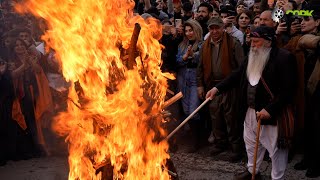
[210,144,227,156]
[226,152,243,163]
[294,159,320,178]
[306,168,320,178]
[233,170,262,180]
[294,159,307,170]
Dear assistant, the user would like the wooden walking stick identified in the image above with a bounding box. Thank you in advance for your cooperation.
[252,117,261,180]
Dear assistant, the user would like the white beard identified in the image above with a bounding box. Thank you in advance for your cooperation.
[246,47,271,86]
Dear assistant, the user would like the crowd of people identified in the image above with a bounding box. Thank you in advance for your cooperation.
[135,0,320,179]
[1,0,320,179]
[0,0,68,166]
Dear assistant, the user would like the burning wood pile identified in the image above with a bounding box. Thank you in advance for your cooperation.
[15,0,180,179]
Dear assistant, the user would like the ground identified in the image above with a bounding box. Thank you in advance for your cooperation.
[0,102,317,180]
[0,138,318,180]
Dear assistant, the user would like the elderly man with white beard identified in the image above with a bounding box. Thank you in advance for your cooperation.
[206,26,297,180]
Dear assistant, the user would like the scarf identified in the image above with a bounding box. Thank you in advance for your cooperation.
[201,32,234,86]
[284,35,305,130]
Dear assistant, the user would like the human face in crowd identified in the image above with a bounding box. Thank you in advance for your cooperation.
[156,0,163,10]
[220,13,228,19]
[253,2,261,15]
[283,2,294,11]
[214,0,220,7]
[27,18,33,30]
[253,17,261,28]
[194,11,199,20]
[238,13,251,29]
[212,10,219,18]
[14,40,28,55]
[236,5,246,15]
[301,17,320,34]
[250,37,271,50]
[173,3,181,13]
[197,6,210,21]
[185,25,195,41]
[19,32,31,44]
[259,11,275,28]
[208,25,224,42]
[162,22,172,35]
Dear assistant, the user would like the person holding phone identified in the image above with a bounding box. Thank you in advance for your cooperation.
[160,19,180,73]
[236,11,253,56]
[176,19,203,153]
[8,38,47,158]
[293,8,320,178]
[237,10,253,34]
[220,5,244,44]
[17,28,41,61]
[289,16,302,35]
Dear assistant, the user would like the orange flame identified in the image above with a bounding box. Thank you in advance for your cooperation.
[16,0,173,179]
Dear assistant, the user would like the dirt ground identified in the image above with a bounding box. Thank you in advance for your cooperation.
[0,136,318,180]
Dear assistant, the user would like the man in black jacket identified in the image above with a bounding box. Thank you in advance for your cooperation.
[206,26,297,180]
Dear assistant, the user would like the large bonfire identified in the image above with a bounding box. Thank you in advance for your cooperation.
[16,0,173,179]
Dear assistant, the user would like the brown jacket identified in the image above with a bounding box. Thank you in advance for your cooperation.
[197,32,244,91]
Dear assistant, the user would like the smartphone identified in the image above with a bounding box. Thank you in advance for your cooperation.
[175,19,182,28]
[294,17,302,24]
[246,25,251,34]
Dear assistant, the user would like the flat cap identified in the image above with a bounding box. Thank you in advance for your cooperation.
[207,17,224,27]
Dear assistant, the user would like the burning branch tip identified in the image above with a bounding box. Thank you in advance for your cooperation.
[162,92,183,109]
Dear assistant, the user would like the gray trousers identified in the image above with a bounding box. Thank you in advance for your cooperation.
[209,89,241,149]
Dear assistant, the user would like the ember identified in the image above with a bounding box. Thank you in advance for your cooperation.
[16,0,175,179]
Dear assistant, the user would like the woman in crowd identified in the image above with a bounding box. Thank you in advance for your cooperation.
[236,10,252,34]
[8,38,44,157]
[294,11,320,178]
[252,15,260,29]
[176,19,203,153]
[236,10,252,56]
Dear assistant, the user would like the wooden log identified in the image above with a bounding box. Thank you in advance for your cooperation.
[162,92,183,109]
[127,23,141,69]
